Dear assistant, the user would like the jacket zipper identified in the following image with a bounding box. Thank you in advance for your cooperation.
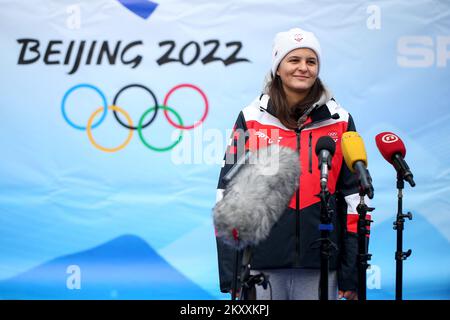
[294,114,334,267]
[308,132,313,174]
[295,128,301,267]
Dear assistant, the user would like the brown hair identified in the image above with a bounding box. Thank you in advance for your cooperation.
[266,74,324,130]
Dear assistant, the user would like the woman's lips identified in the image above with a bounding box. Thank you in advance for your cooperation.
[293,75,309,79]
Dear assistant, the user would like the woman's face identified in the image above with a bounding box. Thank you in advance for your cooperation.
[276,48,318,93]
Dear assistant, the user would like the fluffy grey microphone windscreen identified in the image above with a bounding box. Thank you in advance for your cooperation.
[213,144,300,249]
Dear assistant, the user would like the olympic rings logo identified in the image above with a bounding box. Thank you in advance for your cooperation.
[61,83,208,152]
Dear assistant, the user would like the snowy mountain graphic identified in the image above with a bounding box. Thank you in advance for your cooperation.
[0,235,213,299]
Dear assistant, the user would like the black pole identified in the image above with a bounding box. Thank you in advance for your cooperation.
[319,188,329,300]
[239,247,266,300]
[231,247,239,300]
[230,242,268,301]
[394,174,412,300]
[356,193,373,301]
[395,177,404,301]
[316,185,337,300]
[239,248,251,300]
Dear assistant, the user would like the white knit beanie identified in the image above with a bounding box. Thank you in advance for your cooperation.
[271,28,322,77]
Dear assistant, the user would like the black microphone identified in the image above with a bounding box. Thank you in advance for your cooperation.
[315,136,336,190]
[392,153,415,187]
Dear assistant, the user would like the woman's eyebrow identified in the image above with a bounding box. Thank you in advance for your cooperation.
[287,55,317,60]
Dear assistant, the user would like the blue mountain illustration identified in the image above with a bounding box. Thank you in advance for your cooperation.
[0,235,213,299]
[368,213,450,300]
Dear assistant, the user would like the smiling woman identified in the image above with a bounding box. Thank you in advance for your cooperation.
[278,49,319,93]
[267,29,324,131]
[215,27,368,301]
[268,47,324,131]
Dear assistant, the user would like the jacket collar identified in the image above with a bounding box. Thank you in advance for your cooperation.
[261,84,335,126]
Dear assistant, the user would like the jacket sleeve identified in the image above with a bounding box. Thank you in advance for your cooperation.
[215,111,248,293]
[336,114,372,292]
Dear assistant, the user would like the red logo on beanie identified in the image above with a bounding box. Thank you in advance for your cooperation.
[294,34,303,42]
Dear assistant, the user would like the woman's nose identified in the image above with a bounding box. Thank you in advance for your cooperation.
[297,61,307,71]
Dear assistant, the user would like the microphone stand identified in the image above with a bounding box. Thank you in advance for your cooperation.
[393,173,412,300]
[231,230,241,301]
[237,246,270,300]
[230,235,269,300]
[231,247,239,300]
[356,189,374,301]
[239,247,256,300]
[316,182,337,300]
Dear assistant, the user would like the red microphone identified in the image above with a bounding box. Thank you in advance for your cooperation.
[375,132,415,187]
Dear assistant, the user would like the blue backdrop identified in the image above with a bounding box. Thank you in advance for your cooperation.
[0,0,449,299]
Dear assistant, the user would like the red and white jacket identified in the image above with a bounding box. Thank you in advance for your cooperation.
[215,90,371,293]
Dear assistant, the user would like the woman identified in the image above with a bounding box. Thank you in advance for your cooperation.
[215,27,367,300]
